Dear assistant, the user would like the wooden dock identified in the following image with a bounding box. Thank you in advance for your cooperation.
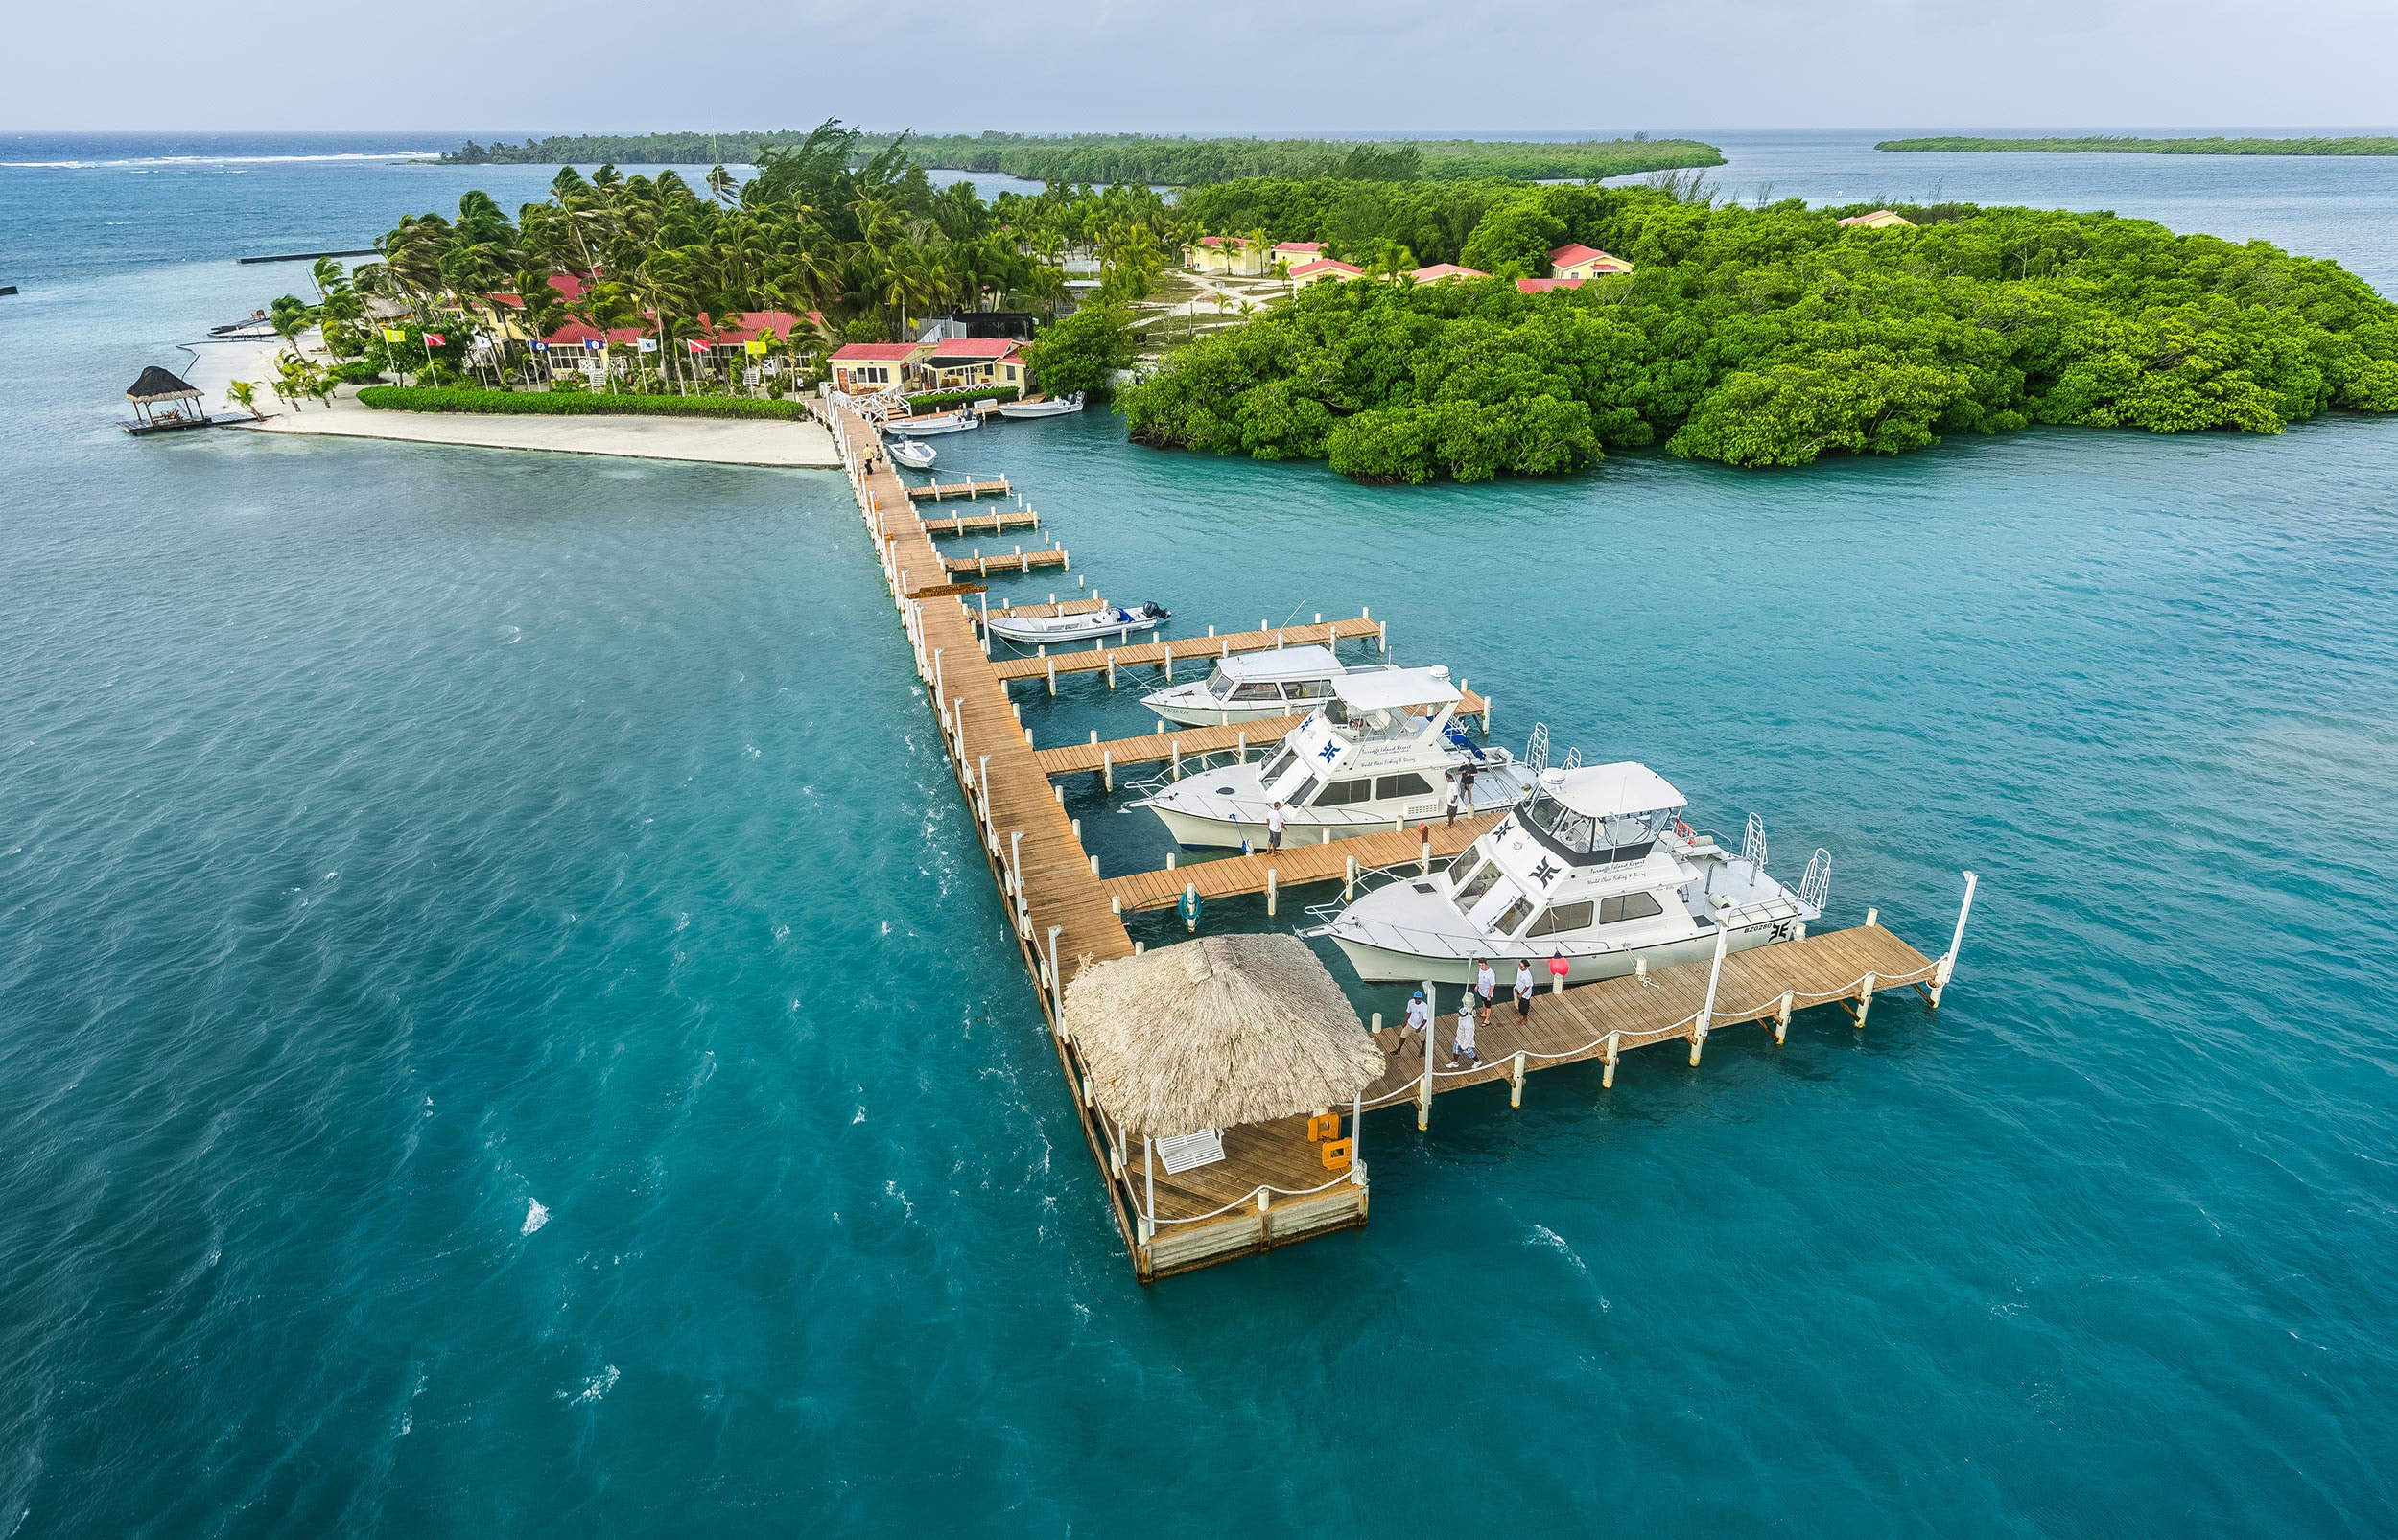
[922,507,1040,537]
[974,596,1102,624]
[827,402,1979,1284]
[990,617,1387,685]
[944,546,1070,577]
[1032,692,1489,782]
[1362,922,1944,1115]
[1102,814,1503,914]
[906,474,1013,502]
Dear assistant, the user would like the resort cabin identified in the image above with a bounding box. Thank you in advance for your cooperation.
[1287,258,1366,287]
[1409,263,1489,284]
[1185,235,1269,277]
[1516,276,1585,294]
[1838,209,1916,230]
[536,319,648,381]
[829,341,929,395]
[1273,241,1327,263]
[1548,243,1634,281]
[693,310,816,380]
[912,337,1027,395]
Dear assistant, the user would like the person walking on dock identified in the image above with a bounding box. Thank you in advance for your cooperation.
[1445,774,1463,828]
[1266,802,1287,852]
[1473,959,1497,1026]
[1402,989,1431,1054]
[1514,961,1535,1022]
[1450,993,1480,1069]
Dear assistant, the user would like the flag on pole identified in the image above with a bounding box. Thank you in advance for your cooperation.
[423,333,446,347]
[637,338,658,354]
[382,327,406,343]
[744,338,768,356]
[530,339,548,351]
[583,338,600,352]
[688,339,708,355]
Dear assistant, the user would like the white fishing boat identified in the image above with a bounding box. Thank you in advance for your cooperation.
[888,409,980,437]
[983,600,1170,646]
[886,438,938,470]
[1139,644,1396,728]
[1306,759,1829,986]
[997,392,1084,420]
[1131,667,1529,850]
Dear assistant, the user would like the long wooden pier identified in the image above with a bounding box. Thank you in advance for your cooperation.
[944,546,1070,577]
[989,617,1388,685]
[906,474,1012,502]
[826,401,1979,1284]
[1363,921,1943,1116]
[1101,814,1503,914]
[923,507,1040,537]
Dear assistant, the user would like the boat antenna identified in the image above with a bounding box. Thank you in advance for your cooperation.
[1278,600,1307,630]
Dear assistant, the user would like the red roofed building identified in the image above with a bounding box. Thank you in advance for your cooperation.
[828,341,929,393]
[1408,263,1489,284]
[1837,209,1916,230]
[1516,276,1586,293]
[1274,241,1326,258]
[1548,243,1634,281]
[1186,234,1269,277]
[914,336,1029,394]
[1287,257,1366,286]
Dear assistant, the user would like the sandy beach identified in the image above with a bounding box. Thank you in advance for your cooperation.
[176,336,840,469]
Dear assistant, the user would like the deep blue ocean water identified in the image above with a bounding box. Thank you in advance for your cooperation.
[2,132,2396,1537]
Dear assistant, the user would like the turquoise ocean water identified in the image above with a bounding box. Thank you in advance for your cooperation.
[3,133,2396,1536]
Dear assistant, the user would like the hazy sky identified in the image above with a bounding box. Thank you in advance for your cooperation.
[12,0,2398,134]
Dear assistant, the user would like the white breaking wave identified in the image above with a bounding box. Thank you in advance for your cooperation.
[1,151,443,169]
[521,1199,550,1236]
[563,1365,619,1405]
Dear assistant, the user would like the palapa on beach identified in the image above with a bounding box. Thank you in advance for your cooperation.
[1061,934,1384,1140]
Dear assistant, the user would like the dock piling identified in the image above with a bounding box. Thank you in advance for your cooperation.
[1102,748,1113,792]
[1602,1035,1619,1088]
[1511,1051,1527,1108]
[1855,972,1879,1031]
[1417,981,1437,1130]
[1344,855,1357,900]
[1932,870,1978,1008]
[1266,866,1278,916]
[1775,990,1795,1043]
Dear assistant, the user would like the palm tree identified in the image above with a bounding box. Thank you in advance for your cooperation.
[706,163,738,205]
[310,257,349,301]
[269,293,317,355]
[225,380,261,419]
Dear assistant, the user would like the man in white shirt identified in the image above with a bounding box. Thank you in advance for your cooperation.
[1473,960,1497,1025]
[1266,801,1287,852]
[1444,775,1462,827]
[1401,989,1432,1053]
[1514,961,1536,1022]
[1450,994,1480,1068]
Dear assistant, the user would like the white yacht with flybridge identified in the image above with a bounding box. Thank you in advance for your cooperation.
[1139,645,1398,728]
[1130,666,1530,850]
[1305,759,1828,985]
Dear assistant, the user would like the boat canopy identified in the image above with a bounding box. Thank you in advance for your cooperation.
[1328,665,1457,713]
[1540,762,1684,819]
[1214,645,1341,683]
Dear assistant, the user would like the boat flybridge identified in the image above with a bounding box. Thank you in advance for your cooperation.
[1139,644,1398,728]
[1131,665,1529,850]
[1307,759,1829,985]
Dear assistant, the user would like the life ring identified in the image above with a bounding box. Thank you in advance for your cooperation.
[1676,821,1693,838]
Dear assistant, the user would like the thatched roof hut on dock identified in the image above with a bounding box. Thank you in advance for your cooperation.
[122,365,210,433]
[1061,934,1384,1141]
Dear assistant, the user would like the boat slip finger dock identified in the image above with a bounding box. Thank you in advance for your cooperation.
[824,402,1977,1282]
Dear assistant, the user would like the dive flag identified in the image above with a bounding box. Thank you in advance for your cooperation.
[688,339,708,355]
[381,327,406,343]
[423,332,446,347]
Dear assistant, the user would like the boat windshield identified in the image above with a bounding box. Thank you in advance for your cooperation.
[1258,743,1299,786]
[1207,665,1234,699]
[1520,789,1661,863]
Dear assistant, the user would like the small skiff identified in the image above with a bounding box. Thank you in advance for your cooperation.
[889,409,980,437]
[997,392,1084,420]
[887,439,938,469]
[984,601,1170,646]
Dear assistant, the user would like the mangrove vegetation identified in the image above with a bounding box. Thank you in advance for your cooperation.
[1118,180,2398,478]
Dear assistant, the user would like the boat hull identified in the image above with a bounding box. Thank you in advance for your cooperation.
[1140,698,1311,729]
[1331,915,1792,987]
[1147,804,1371,852]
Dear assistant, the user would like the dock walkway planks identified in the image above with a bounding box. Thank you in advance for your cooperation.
[905,475,1012,502]
[990,617,1383,683]
[1361,923,1940,1108]
[1102,814,1503,914]
[944,546,1069,577]
[922,507,1039,536]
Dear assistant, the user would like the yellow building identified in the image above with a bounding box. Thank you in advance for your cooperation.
[1837,209,1916,230]
[1548,243,1634,281]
